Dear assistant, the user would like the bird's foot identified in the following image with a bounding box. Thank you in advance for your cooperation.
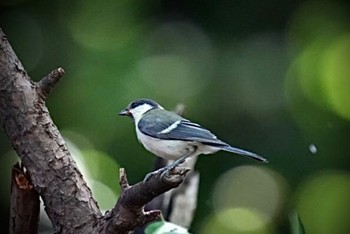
[143,167,167,182]
[143,150,195,182]
[166,156,188,171]
[143,162,184,182]
[160,164,177,178]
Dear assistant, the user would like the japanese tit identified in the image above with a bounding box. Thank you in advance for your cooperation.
[119,98,268,176]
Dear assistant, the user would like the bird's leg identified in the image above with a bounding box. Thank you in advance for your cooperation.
[143,147,196,182]
[158,146,197,179]
[165,147,196,171]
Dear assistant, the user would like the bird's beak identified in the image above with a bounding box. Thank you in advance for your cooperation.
[118,108,131,116]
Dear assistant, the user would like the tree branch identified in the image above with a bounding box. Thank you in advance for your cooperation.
[100,167,190,234]
[10,162,40,234]
[0,27,190,233]
[0,27,101,233]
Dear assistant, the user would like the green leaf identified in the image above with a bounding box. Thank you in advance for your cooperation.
[145,221,191,234]
[289,211,306,234]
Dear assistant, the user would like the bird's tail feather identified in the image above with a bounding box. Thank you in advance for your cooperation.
[222,146,268,163]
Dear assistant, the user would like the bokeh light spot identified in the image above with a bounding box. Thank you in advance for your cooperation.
[199,212,272,234]
[322,34,350,120]
[285,0,350,121]
[89,179,118,211]
[216,207,268,231]
[296,171,350,234]
[124,53,207,101]
[138,55,197,98]
[308,144,317,154]
[60,0,141,52]
[287,1,348,50]
[143,21,214,71]
[212,166,288,230]
[293,43,330,108]
[218,33,287,116]
[64,135,120,211]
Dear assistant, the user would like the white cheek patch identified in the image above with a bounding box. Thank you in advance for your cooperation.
[130,104,153,122]
[158,120,181,134]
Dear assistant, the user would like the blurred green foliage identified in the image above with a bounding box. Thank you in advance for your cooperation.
[145,220,191,234]
[1,0,350,233]
[289,211,305,234]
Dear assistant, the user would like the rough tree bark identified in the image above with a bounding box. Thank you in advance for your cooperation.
[0,28,189,233]
[10,162,40,234]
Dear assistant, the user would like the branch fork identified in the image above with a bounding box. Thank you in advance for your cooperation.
[0,27,191,233]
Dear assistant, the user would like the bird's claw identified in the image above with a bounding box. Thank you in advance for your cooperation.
[160,167,175,177]
[143,152,193,182]
[143,164,180,182]
[143,167,167,182]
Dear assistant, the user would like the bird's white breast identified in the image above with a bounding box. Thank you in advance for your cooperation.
[135,126,190,160]
[134,126,220,161]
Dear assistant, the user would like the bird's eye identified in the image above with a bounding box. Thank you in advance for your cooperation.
[130,103,137,109]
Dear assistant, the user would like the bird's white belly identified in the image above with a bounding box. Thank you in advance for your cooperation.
[136,129,194,160]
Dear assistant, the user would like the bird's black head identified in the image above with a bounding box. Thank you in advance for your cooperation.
[118,98,161,119]
[129,98,159,110]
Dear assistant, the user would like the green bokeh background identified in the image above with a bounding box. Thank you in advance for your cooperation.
[1,0,350,233]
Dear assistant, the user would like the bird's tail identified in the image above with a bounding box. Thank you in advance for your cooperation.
[221,145,268,163]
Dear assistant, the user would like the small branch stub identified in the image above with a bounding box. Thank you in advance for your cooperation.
[36,67,65,100]
[119,168,130,190]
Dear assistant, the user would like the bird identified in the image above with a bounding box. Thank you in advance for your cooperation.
[119,98,268,179]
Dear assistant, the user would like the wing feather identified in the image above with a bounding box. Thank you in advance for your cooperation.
[138,109,228,146]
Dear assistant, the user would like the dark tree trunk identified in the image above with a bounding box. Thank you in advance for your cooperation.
[0,28,189,234]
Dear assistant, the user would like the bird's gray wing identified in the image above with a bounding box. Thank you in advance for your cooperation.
[137,109,183,137]
[138,110,228,146]
[165,120,229,146]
